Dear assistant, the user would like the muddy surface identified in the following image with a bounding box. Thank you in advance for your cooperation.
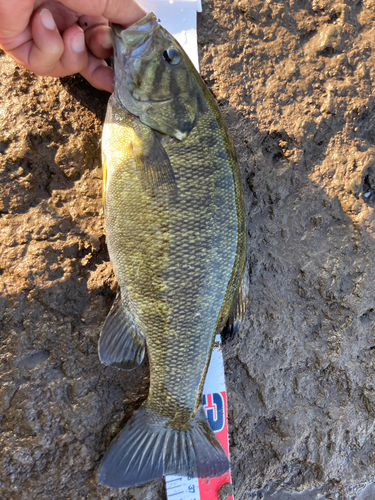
[1,0,375,499]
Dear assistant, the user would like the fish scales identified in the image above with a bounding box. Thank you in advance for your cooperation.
[104,98,240,413]
[98,12,248,488]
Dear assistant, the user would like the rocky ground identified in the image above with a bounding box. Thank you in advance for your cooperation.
[1,0,375,499]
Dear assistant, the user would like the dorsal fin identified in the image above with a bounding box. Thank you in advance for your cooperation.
[222,263,250,338]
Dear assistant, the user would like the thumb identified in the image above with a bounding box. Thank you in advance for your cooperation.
[102,0,146,26]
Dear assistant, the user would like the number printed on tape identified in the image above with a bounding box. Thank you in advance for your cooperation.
[166,475,200,500]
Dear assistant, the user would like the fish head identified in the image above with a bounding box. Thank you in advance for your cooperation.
[112,12,202,140]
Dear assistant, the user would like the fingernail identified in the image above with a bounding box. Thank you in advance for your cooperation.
[72,31,85,52]
[102,30,113,50]
[40,9,56,31]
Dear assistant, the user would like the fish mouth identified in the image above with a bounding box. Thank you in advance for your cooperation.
[111,12,159,67]
[111,12,159,42]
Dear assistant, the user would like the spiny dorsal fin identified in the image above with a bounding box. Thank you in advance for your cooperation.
[99,290,145,370]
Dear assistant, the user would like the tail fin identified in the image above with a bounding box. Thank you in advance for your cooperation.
[98,404,229,488]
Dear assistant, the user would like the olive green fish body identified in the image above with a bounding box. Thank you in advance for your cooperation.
[99,12,248,488]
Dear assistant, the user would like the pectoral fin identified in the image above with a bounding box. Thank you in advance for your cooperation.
[222,263,250,337]
[99,290,145,370]
[132,126,178,204]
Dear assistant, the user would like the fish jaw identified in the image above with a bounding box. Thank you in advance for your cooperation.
[111,13,159,120]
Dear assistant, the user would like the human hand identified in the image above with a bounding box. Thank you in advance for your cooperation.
[0,0,146,93]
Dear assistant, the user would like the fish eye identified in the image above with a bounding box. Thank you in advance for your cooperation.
[163,47,181,65]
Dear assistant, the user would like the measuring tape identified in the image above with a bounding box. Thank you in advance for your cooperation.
[134,1,233,498]
[165,346,233,500]
[137,0,202,70]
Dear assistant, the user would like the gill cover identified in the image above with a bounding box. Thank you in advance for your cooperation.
[112,12,203,140]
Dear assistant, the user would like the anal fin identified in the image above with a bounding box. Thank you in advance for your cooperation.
[98,290,145,370]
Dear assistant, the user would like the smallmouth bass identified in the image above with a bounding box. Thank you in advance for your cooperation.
[98,12,248,488]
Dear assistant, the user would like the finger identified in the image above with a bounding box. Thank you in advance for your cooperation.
[80,52,114,93]
[58,0,146,27]
[0,0,35,38]
[78,15,112,59]
[28,8,64,75]
[106,0,146,27]
[0,24,33,55]
[59,24,88,75]
[78,14,108,31]
[41,0,79,32]
[85,24,113,60]
[1,7,65,74]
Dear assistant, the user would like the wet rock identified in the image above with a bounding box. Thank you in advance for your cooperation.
[1,0,375,498]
